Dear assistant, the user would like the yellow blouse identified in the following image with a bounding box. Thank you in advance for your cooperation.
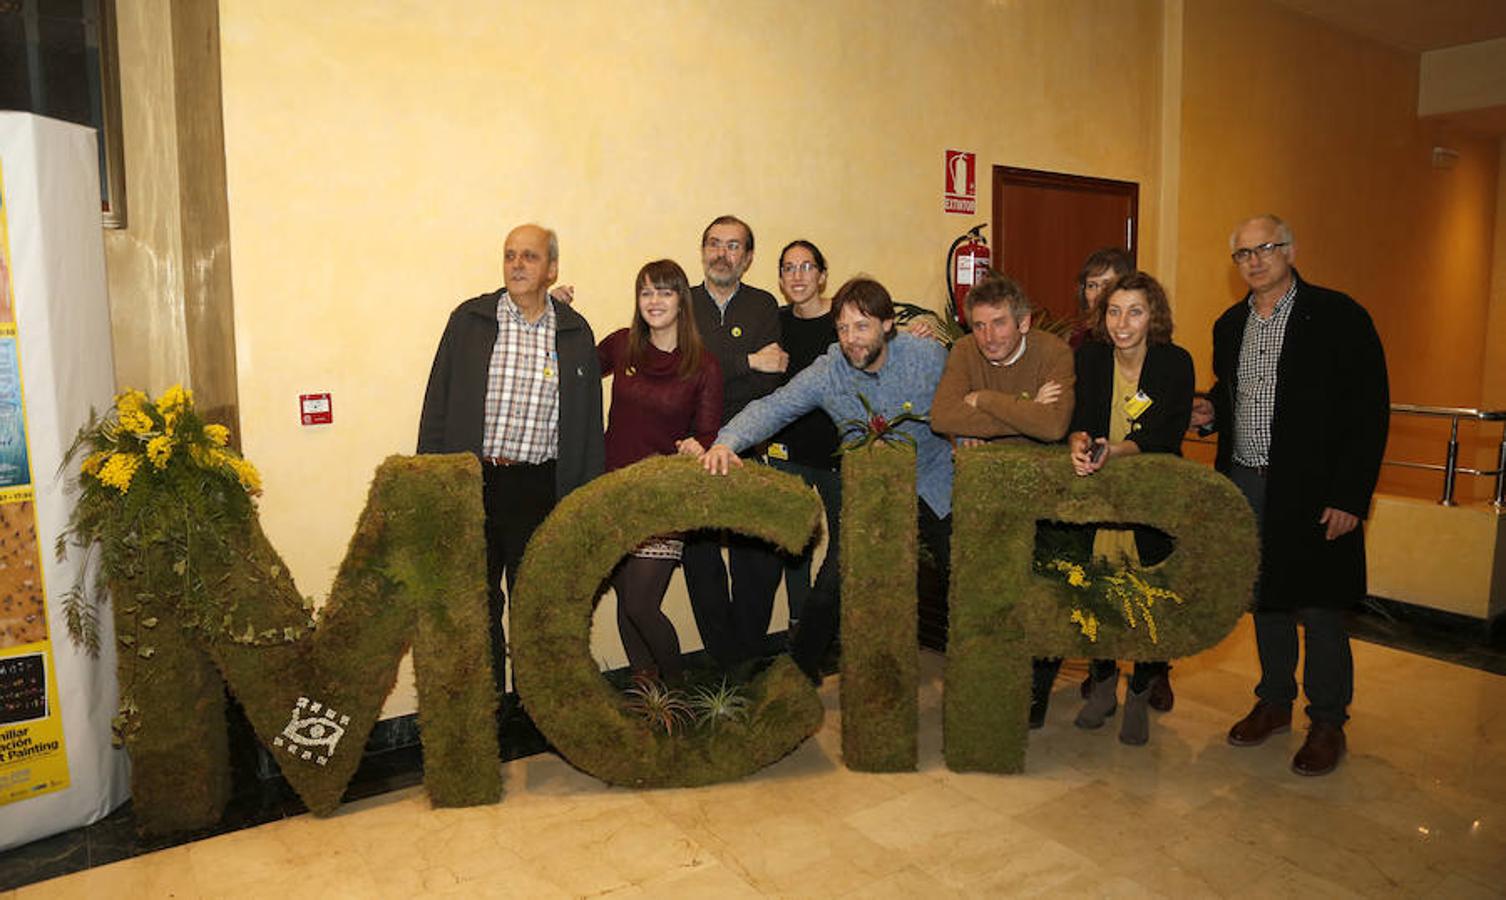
[1091,364,1141,566]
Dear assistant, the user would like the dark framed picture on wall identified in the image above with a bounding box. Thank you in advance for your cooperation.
[0,0,128,228]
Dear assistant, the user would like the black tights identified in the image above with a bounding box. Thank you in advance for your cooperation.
[614,556,683,682]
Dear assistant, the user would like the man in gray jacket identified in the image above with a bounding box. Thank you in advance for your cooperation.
[418,223,604,695]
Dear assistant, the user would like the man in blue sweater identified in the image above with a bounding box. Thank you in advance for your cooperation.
[700,277,953,679]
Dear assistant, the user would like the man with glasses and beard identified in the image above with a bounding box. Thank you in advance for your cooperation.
[683,215,788,673]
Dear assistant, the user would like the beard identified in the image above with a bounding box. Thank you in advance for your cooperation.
[705,263,740,289]
[843,340,883,371]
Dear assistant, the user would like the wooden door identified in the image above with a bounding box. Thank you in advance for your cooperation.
[992,167,1138,323]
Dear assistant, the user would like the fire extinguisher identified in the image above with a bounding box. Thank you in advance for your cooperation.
[947,223,991,329]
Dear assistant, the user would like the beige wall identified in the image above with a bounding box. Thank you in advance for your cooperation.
[215,0,1168,652]
[1175,0,1501,502]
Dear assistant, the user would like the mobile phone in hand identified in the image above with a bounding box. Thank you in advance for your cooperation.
[1089,441,1108,465]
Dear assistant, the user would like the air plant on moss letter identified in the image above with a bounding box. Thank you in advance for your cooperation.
[838,393,927,453]
[623,675,692,735]
[687,678,751,731]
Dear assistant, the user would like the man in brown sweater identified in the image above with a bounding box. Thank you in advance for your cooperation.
[931,274,1075,446]
[931,273,1075,728]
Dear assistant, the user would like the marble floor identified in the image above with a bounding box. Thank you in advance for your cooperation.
[8,616,1505,898]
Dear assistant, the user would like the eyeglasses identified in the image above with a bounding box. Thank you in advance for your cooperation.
[1231,241,1289,264]
[704,239,744,254]
[780,262,819,275]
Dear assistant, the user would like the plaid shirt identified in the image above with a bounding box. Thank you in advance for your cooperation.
[482,293,560,463]
[1232,278,1298,467]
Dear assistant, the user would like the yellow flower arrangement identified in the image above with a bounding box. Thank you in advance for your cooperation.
[1041,554,1184,645]
[60,388,271,677]
[1069,608,1100,641]
[116,388,149,414]
[80,450,109,476]
[155,384,191,415]
[71,384,260,498]
[146,435,174,470]
[226,455,262,494]
[61,384,264,656]
[118,409,153,436]
[1049,559,1090,588]
[155,384,192,434]
[96,452,143,493]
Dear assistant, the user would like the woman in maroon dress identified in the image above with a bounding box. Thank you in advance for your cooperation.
[597,260,723,683]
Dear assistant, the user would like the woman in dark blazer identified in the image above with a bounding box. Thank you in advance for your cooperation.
[1066,271,1194,745]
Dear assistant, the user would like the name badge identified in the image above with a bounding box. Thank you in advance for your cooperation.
[1124,391,1153,420]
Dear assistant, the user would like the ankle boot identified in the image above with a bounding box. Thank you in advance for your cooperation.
[1119,684,1151,745]
[1074,670,1119,729]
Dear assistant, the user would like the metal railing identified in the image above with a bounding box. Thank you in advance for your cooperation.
[1184,403,1506,509]
[1385,404,1506,509]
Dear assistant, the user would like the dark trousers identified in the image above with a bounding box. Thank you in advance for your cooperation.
[771,460,843,679]
[1090,658,1168,693]
[916,502,952,649]
[482,459,557,694]
[683,533,784,669]
[769,458,842,626]
[1229,463,1353,726]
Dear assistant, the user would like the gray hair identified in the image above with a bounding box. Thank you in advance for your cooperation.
[965,273,1034,323]
[1229,214,1294,250]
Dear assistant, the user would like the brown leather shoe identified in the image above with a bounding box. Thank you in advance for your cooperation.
[1292,723,1346,776]
[1226,701,1292,746]
[1148,672,1174,712]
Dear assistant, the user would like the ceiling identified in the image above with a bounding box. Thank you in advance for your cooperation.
[1273,0,1506,53]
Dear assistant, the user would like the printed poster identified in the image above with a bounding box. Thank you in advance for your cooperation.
[0,159,69,805]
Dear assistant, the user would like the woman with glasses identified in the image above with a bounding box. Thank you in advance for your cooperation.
[597,259,723,684]
[1066,271,1194,745]
[766,240,843,684]
[1068,247,1134,349]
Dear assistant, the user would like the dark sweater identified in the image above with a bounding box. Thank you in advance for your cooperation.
[690,283,781,424]
[1069,339,1195,565]
[1069,340,1195,455]
[597,328,723,472]
[769,306,840,469]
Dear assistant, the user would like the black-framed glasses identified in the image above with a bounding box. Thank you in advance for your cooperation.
[1231,241,1289,264]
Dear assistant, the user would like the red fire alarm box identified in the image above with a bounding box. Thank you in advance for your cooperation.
[300,393,332,426]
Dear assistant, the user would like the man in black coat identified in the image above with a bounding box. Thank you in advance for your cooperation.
[1191,214,1388,776]
[417,223,605,698]
[681,215,787,670]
